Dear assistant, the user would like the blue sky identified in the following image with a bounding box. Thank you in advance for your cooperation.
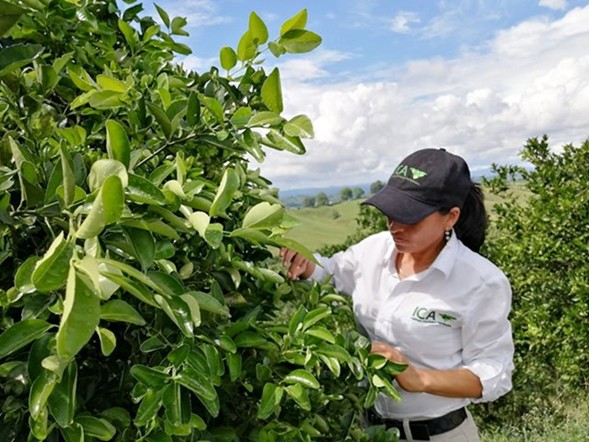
[144,0,589,190]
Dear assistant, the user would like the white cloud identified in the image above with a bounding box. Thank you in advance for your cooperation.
[389,12,420,33]
[253,6,589,190]
[539,0,568,10]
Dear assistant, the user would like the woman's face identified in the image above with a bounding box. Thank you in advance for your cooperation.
[387,208,460,255]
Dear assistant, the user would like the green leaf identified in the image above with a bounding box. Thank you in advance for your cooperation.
[284,114,314,138]
[47,360,77,427]
[29,371,57,420]
[147,102,172,138]
[14,256,40,294]
[87,158,128,193]
[261,68,283,113]
[60,145,76,206]
[302,307,331,331]
[0,319,53,359]
[184,291,229,317]
[171,16,188,36]
[201,96,224,124]
[234,331,269,349]
[186,91,200,126]
[154,295,194,338]
[118,19,139,48]
[97,327,116,356]
[209,168,239,217]
[257,383,283,419]
[75,415,117,441]
[227,353,242,382]
[98,75,130,93]
[248,12,268,44]
[135,388,164,426]
[175,367,219,416]
[284,369,320,389]
[242,202,284,229]
[56,267,101,360]
[131,365,170,388]
[124,226,155,271]
[220,46,237,70]
[246,111,284,128]
[288,305,307,337]
[60,423,84,442]
[236,30,256,61]
[304,326,336,344]
[279,29,322,54]
[154,3,170,27]
[318,354,341,377]
[0,43,43,77]
[106,120,131,168]
[284,383,311,411]
[100,299,146,325]
[32,232,74,293]
[77,175,124,239]
[0,1,25,37]
[268,41,286,57]
[265,129,306,154]
[316,344,352,363]
[280,9,308,36]
[127,173,167,205]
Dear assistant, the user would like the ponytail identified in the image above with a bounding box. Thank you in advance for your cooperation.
[453,183,487,252]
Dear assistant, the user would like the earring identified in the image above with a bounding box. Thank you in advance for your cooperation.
[444,229,452,241]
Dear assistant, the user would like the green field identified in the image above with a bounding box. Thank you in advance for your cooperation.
[285,199,361,252]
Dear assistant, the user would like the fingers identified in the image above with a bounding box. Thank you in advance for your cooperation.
[371,341,407,364]
[280,248,313,280]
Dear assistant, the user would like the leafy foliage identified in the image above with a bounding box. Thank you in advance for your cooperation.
[477,136,589,426]
[0,1,401,440]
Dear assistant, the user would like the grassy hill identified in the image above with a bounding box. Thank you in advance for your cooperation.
[285,200,361,252]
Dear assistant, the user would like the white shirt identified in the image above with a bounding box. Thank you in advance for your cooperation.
[310,230,514,420]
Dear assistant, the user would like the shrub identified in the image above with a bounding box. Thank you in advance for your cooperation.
[476,136,589,428]
[0,1,402,440]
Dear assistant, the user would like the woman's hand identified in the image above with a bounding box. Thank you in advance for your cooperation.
[370,341,483,398]
[280,248,316,280]
[371,341,426,393]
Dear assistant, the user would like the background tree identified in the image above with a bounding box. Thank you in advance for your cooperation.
[315,191,329,206]
[340,187,353,201]
[0,2,401,441]
[303,196,316,207]
[476,135,589,428]
[352,187,365,200]
[370,180,385,194]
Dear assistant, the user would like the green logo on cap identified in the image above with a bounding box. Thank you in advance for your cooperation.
[393,165,428,184]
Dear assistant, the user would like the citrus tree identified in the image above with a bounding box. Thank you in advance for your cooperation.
[477,136,589,426]
[0,1,402,441]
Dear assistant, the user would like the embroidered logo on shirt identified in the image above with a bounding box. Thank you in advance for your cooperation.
[411,307,456,327]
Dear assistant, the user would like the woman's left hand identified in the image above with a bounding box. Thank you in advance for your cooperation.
[370,341,426,393]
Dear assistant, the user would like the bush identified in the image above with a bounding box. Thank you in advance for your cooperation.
[475,136,589,429]
[0,1,402,440]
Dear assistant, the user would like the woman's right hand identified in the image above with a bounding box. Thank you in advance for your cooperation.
[280,248,316,280]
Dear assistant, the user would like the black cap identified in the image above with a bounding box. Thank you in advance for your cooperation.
[362,148,471,224]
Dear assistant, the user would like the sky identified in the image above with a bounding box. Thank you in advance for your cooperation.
[144,0,589,190]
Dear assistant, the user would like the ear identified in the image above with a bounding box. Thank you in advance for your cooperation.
[446,207,461,229]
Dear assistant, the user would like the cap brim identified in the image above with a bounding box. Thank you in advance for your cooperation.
[362,186,438,224]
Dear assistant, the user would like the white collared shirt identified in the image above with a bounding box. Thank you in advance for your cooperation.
[310,230,514,420]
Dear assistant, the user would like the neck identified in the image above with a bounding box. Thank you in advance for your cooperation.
[396,239,446,277]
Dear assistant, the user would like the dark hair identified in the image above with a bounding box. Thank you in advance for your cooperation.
[449,183,487,252]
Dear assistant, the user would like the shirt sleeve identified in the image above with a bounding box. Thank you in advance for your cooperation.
[309,246,360,296]
[462,272,515,403]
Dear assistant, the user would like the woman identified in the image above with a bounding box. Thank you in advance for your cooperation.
[281,148,514,441]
